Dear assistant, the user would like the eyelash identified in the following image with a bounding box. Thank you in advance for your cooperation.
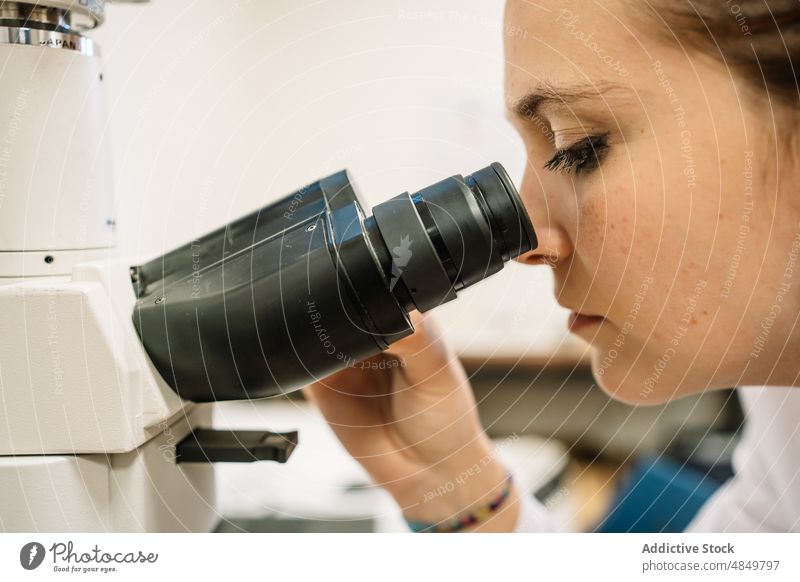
[544,134,610,175]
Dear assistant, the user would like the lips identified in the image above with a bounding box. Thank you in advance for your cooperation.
[567,312,605,333]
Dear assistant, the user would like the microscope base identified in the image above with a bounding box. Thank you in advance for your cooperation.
[0,406,217,532]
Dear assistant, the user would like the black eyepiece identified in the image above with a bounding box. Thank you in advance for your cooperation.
[132,163,537,401]
[469,162,538,261]
[371,163,536,312]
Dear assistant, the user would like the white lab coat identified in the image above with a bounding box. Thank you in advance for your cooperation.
[514,386,800,532]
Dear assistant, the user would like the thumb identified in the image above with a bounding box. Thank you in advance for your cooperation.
[386,311,467,388]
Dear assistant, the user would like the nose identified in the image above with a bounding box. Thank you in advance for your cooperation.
[516,223,572,267]
[513,162,573,267]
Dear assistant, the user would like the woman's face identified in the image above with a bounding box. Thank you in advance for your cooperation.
[505,0,800,403]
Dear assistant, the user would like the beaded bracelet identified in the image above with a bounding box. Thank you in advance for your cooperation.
[406,475,513,533]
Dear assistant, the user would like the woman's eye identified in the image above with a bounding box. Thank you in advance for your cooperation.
[544,133,610,175]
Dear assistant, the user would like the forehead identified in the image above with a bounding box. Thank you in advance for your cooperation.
[503,0,641,98]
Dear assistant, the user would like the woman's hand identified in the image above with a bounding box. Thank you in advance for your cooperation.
[303,311,520,531]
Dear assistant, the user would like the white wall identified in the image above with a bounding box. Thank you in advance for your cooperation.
[92,0,578,359]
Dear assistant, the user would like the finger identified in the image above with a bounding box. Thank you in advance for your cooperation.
[386,311,467,388]
[303,370,390,431]
[301,384,318,404]
[307,353,391,395]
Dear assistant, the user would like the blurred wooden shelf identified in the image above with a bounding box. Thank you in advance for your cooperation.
[459,350,592,375]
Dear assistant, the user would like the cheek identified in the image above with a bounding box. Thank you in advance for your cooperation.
[574,183,638,273]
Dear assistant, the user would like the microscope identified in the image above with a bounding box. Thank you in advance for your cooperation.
[0,0,537,532]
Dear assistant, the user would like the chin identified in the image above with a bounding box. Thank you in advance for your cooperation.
[589,350,676,406]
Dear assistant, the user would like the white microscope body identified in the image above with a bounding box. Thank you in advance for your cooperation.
[0,0,218,531]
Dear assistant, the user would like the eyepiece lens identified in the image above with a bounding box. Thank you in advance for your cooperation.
[465,163,537,261]
[372,162,537,309]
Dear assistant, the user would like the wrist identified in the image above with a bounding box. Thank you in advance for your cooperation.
[388,442,520,532]
[407,476,521,533]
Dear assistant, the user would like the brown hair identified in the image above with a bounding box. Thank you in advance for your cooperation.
[642,1,800,108]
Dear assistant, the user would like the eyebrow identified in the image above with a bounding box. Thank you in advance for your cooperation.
[510,82,636,119]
